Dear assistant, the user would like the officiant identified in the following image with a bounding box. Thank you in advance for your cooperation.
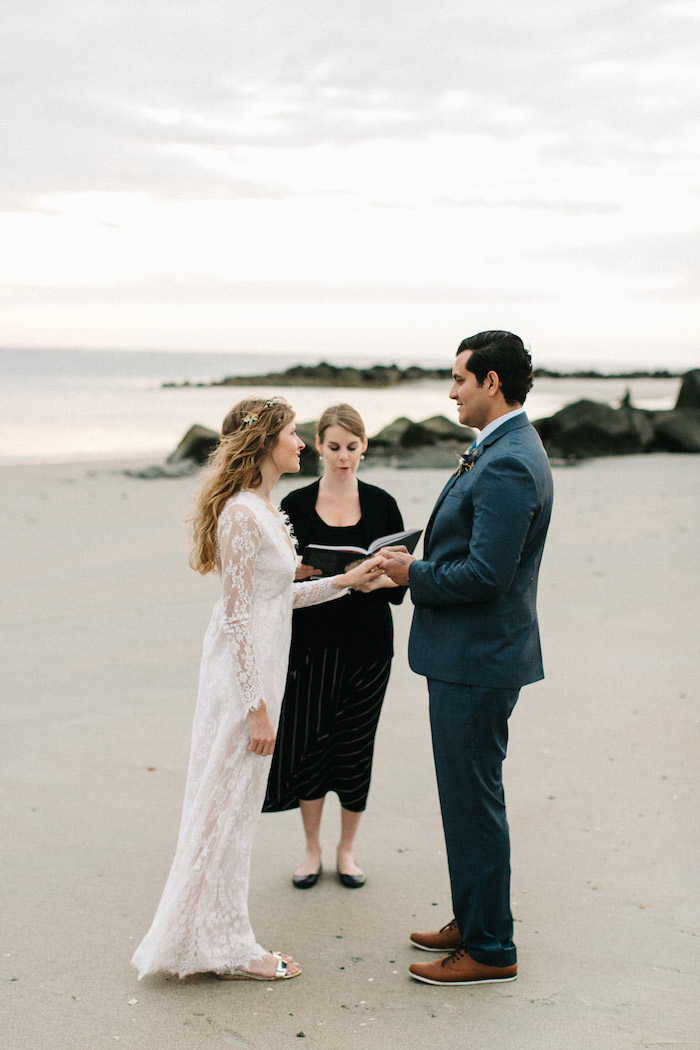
[263,403,407,889]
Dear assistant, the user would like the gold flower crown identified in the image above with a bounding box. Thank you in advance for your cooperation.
[242,397,281,427]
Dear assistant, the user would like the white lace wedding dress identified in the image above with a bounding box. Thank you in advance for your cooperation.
[131,489,346,979]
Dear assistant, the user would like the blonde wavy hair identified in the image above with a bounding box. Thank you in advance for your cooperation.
[190,396,295,575]
[316,403,366,443]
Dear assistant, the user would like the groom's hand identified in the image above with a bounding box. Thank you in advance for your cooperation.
[377,545,415,587]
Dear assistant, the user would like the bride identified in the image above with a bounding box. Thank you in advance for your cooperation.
[131,396,383,981]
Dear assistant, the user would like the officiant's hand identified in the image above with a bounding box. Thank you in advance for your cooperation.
[377,545,416,587]
[295,556,322,581]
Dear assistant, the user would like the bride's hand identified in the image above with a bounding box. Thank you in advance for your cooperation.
[335,555,385,593]
[247,703,276,756]
[360,572,400,591]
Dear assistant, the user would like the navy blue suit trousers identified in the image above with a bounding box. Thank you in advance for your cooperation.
[428,679,519,967]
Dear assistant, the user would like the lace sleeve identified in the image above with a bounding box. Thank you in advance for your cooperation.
[292,577,349,609]
[218,503,265,714]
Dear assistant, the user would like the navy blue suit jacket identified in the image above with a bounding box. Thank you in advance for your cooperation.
[408,414,553,689]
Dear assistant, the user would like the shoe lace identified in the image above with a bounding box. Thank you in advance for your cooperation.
[440,919,458,934]
[442,946,468,968]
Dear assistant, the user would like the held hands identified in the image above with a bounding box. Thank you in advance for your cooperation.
[377,545,416,587]
[247,702,276,757]
[335,554,386,593]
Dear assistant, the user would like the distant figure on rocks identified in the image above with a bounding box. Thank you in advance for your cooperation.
[379,331,554,986]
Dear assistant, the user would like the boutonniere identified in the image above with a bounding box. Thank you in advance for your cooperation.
[454,445,479,476]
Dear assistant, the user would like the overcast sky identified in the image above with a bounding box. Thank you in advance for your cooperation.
[1,0,698,367]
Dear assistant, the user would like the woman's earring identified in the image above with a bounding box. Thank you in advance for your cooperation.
[360,454,365,460]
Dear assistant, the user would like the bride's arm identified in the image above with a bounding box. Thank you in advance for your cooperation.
[218,505,275,752]
[292,556,384,608]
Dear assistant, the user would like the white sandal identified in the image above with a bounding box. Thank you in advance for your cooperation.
[215,951,302,981]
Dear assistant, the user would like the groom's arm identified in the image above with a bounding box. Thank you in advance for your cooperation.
[408,456,538,607]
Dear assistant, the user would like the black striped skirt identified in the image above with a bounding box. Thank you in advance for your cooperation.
[263,647,392,813]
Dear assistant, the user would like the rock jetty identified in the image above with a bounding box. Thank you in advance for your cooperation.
[163,362,451,389]
[162,361,683,390]
[129,368,698,477]
[295,415,473,474]
[533,368,700,458]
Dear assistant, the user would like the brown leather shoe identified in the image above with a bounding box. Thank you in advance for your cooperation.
[410,918,461,952]
[409,947,517,986]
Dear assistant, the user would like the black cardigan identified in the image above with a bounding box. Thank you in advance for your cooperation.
[281,479,407,658]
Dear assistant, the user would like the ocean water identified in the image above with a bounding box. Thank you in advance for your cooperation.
[0,347,682,465]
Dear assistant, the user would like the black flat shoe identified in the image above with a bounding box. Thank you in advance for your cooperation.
[292,866,322,889]
[337,869,366,889]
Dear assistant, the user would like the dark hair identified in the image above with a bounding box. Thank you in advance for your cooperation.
[456,330,534,405]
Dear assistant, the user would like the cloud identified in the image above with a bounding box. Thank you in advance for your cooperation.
[1,0,698,365]
[1,274,558,306]
[430,196,623,216]
[563,229,700,288]
[1,0,697,207]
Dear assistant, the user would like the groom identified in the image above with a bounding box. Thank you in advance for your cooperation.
[379,330,553,986]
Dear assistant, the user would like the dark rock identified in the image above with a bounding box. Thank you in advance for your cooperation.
[167,361,453,389]
[166,424,220,466]
[295,421,321,475]
[533,372,700,458]
[400,421,439,447]
[534,368,680,379]
[291,412,474,471]
[124,461,199,479]
[651,408,700,452]
[621,406,656,449]
[163,361,687,389]
[416,415,475,444]
[368,445,465,469]
[290,414,472,472]
[675,369,700,410]
[370,415,473,448]
[366,414,474,465]
[363,364,402,385]
[369,417,415,447]
[533,400,654,458]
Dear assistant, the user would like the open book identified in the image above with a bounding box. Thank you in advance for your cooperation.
[302,528,423,577]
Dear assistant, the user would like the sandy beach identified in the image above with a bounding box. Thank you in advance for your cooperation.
[2,453,698,1050]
